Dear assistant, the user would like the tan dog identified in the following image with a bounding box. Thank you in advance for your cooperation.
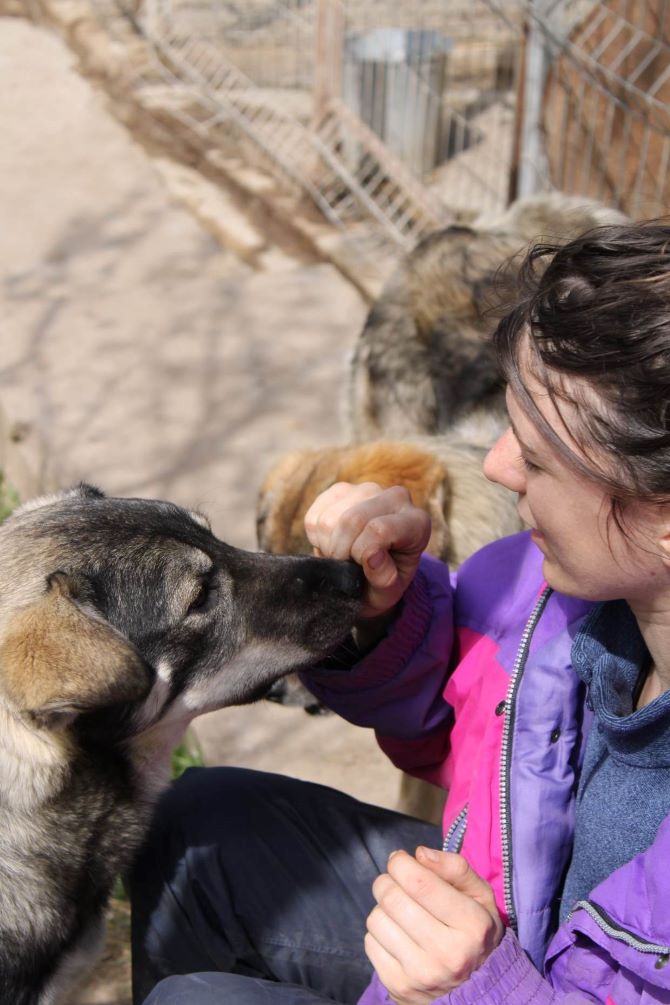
[257,435,521,568]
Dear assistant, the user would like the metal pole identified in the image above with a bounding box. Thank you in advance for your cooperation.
[517,0,559,196]
[313,0,344,125]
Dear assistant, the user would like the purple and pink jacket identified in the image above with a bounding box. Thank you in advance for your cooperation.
[304,532,670,1005]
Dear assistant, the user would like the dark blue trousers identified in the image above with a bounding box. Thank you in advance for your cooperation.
[130,767,441,1004]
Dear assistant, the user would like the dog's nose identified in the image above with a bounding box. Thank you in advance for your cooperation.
[291,558,365,601]
[332,559,366,599]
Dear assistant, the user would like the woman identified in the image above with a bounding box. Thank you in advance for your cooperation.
[132,222,670,1005]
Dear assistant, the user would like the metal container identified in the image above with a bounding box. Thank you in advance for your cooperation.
[343,27,452,176]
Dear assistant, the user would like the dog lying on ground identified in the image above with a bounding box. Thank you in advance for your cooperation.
[349,193,628,441]
[0,484,362,1005]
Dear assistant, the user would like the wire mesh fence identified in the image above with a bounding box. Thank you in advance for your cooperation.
[90,0,669,259]
[539,0,670,219]
[124,0,526,248]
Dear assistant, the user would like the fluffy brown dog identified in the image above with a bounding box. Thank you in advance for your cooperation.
[257,435,520,568]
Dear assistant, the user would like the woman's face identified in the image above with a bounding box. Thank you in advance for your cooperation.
[483,368,669,604]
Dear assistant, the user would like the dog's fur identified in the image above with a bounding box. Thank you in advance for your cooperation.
[349,193,628,441]
[0,484,363,1004]
[257,434,521,569]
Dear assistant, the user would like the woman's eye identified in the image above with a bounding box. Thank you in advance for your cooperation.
[521,455,541,473]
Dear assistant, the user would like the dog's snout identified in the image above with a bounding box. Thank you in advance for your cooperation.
[294,558,365,601]
[331,560,366,600]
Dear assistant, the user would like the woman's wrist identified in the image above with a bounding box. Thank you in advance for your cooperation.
[352,605,401,655]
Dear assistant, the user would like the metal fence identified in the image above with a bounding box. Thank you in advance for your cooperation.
[536,0,670,219]
[92,0,669,254]
[118,0,524,248]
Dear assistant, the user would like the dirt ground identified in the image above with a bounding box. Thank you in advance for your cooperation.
[0,16,412,1003]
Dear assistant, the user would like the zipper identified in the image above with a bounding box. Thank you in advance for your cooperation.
[499,585,552,934]
[442,803,468,853]
[566,900,670,967]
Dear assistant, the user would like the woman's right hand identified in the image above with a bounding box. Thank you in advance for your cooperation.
[304,482,431,621]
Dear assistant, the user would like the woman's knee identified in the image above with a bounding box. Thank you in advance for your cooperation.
[143,972,340,1004]
[129,766,268,913]
[152,767,270,830]
[142,972,230,1004]
[136,766,280,865]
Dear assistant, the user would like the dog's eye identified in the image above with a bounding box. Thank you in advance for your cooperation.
[188,581,210,613]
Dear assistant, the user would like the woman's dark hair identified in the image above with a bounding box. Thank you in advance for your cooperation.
[494,221,670,503]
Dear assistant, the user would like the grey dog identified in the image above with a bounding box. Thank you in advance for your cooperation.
[0,484,363,1005]
[349,193,628,442]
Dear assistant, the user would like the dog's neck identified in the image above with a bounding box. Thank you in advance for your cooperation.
[127,691,194,800]
[125,663,196,801]
[0,705,71,811]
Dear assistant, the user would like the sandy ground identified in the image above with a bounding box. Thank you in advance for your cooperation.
[0,15,413,1001]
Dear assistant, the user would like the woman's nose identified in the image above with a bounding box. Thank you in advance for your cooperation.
[483,428,527,494]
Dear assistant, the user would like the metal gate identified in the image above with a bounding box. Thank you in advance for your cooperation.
[91,0,669,253]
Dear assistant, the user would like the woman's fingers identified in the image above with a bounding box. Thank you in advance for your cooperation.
[304,482,431,618]
[365,852,504,1003]
[366,874,478,1001]
[369,872,449,962]
[385,851,501,936]
[414,848,501,919]
[304,482,386,559]
[350,511,429,615]
[305,483,430,567]
[363,932,434,1005]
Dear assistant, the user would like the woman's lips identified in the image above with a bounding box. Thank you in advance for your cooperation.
[517,507,543,542]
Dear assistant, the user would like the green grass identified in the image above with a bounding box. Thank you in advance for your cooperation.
[171,731,206,778]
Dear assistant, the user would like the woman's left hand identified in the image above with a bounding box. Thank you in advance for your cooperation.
[364,848,505,1005]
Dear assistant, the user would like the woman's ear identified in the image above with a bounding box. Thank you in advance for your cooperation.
[0,572,152,730]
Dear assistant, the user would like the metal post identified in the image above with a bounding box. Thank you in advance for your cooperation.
[517,0,559,197]
[313,0,344,125]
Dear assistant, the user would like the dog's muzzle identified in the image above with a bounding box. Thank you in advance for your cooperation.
[282,556,365,604]
[313,558,366,601]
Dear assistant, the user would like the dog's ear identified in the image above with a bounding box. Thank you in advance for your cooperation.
[70,482,106,501]
[0,572,151,730]
[257,450,325,554]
